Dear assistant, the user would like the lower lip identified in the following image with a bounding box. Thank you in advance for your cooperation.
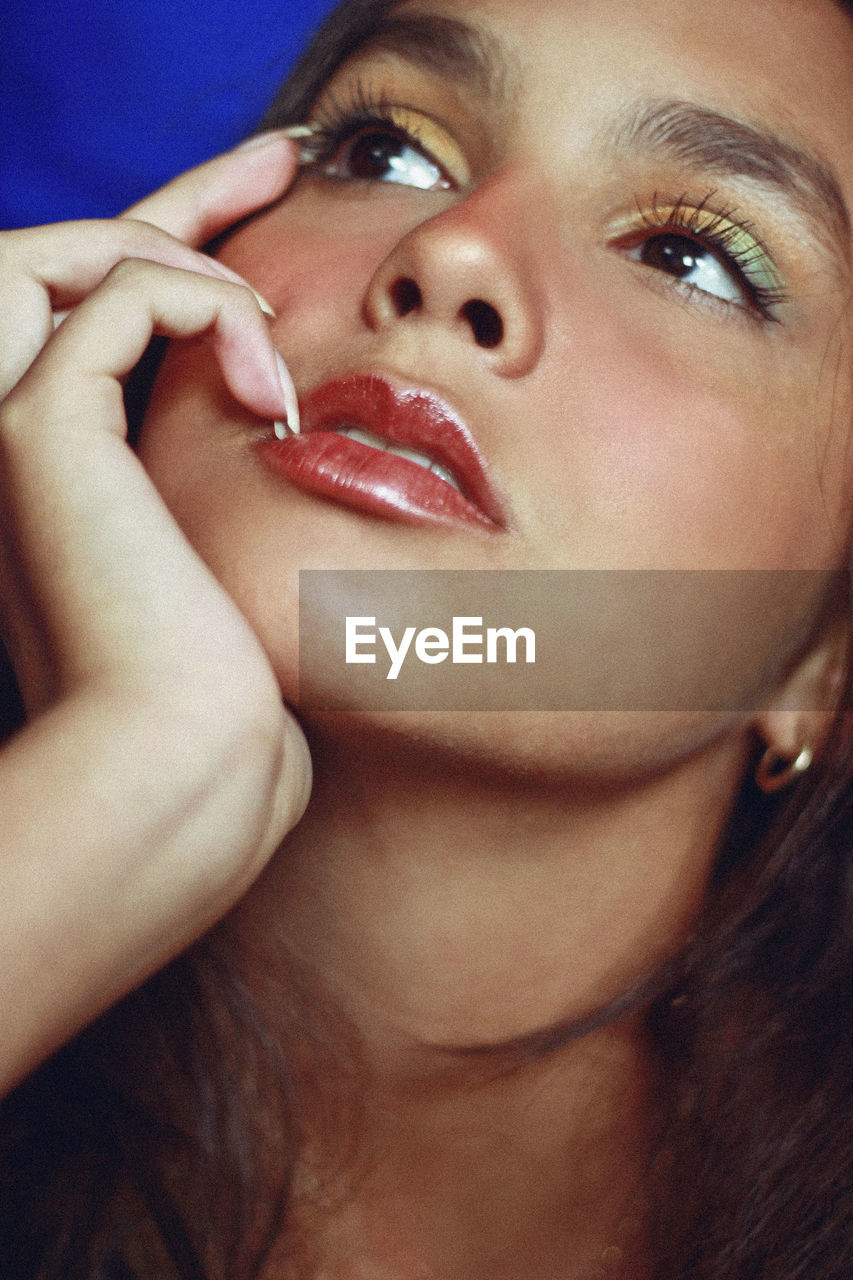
[256,431,498,531]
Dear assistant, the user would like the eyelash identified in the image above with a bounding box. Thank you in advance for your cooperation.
[628,193,787,320]
[299,94,787,322]
[301,82,452,184]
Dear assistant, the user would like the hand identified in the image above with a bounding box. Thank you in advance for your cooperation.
[0,136,312,1094]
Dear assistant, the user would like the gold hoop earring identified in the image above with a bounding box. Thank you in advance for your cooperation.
[755,745,814,795]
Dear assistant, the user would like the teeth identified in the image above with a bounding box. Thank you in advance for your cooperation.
[389,442,434,468]
[341,427,383,450]
[333,427,462,492]
[429,461,460,488]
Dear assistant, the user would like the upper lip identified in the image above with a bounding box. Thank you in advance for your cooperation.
[298,372,508,528]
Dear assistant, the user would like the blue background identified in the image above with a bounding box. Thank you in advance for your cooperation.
[1,0,338,228]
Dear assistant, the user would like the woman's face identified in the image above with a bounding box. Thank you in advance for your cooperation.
[140,0,853,776]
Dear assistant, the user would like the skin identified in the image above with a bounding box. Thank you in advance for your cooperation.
[0,0,851,1276]
[0,141,312,1094]
[141,0,853,772]
[139,0,853,1275]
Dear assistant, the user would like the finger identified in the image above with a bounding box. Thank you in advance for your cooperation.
[0,262,296,692]
[9,258,293,429]
[0,221,278,400]
[121,130,302,245]
[0,219,273,310]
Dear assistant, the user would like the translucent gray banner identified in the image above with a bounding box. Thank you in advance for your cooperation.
[297,570,843,711]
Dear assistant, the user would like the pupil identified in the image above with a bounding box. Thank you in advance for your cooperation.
[641,234,698,278]
[349,132,401,180]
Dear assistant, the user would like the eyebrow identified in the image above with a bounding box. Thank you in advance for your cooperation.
[344,13,515,108]
[613,98,851,260]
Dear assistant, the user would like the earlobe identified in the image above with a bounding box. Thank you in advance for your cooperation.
[752,616,848,793]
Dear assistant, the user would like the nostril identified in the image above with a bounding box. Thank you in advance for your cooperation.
[461,299,504,349]
[390,277,422,317]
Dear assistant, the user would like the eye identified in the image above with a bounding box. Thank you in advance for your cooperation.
[616,199,786,320]
[303,97,470,191]
[325,125,452,191]
[627,233,745,305]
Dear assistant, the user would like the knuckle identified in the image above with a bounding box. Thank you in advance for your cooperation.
[111,217,168,255]
[105,256,152,289]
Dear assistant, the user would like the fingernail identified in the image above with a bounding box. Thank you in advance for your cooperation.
[283,123,325,165]
[253,290,276,318]
[274,350,300,434]
[233,125,320,152]
[273,420,290,440]
[280,124,321,140]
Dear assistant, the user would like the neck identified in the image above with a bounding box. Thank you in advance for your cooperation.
[232,716,746,1278]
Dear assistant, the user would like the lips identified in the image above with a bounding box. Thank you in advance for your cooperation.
[254,374,506,531]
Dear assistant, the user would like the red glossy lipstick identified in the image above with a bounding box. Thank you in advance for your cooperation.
[255,374,506,531]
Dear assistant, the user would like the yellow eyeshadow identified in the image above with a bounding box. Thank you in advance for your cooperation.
[379,105,470,185]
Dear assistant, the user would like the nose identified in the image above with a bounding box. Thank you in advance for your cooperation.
[363,172,545,378]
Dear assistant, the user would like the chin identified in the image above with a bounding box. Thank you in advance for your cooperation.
[296,703,748,791]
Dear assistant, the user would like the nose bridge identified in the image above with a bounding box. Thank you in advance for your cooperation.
[363,168,546,378]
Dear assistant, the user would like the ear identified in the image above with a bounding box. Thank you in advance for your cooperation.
[753,614,847,766]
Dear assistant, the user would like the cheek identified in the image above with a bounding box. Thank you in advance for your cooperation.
[524,314,849,572]
[227,229,362,355]
[217,188,430,377]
